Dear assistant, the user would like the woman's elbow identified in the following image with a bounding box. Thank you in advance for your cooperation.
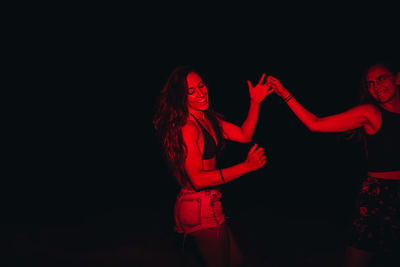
[307,124,318,132]
[187,173,205,190]
[191,181,209,191]
[191,180,201,190]
[191,183,201,191]
[306,118,321,132]
[241,136,253,143]
[239,132,253,143]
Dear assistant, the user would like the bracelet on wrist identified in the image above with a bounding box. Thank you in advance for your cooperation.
[284,94,293,103]
[219,169,225,184]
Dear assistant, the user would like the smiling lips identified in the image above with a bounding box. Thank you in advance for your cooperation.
[376,90,385,95]
[196,98,208,104]
[375,88,387,97]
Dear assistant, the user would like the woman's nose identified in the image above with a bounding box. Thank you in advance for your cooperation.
[197,88,205,97]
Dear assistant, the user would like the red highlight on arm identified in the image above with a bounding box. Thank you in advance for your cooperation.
[182,122,265,190]
[268,76,380,134]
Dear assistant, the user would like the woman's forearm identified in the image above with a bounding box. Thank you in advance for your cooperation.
[269,75,320,131]
[240,101,260,142]
[269,76,370,133]
[285,96,319,131]
[190,162,250,190]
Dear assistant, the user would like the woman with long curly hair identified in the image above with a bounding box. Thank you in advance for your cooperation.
[154,66,272,266]
[268,62,400,267]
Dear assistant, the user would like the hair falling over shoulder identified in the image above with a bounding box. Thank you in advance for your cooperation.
[153,66,192,187]
[153,66,225,187]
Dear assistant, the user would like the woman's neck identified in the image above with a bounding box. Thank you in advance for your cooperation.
[380,90,400,113]
[189,108,205,120]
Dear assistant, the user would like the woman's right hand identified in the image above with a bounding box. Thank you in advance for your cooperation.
[267,76,291,99]
[244,144,266,172]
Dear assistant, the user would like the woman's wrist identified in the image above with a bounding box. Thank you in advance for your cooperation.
[250,98,261,105]
[280,90,291,100]
[240,161,252,173]
[283,93,293,102]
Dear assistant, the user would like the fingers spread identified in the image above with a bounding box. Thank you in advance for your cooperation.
[255,147,264,154]
[253,147,265,159]
[258,73,266,85]
[249,143,258,154]
[265,86,274,96]
[247,80,253,89]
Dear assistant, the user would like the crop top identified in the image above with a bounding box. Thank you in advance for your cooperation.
[365,106,400,172]
[191,114,223,160]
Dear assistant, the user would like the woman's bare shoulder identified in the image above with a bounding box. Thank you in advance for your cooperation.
[357,103,381,118]
[182,119,199,139]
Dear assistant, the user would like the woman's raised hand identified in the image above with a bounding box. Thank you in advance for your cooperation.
[267,76,291,99]
[243,144,267,172]
[247,74,274,104]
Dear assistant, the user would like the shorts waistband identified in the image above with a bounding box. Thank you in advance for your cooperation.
[178,188,221,198]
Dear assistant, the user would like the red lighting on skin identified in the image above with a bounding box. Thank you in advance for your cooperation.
[154,67,273,266]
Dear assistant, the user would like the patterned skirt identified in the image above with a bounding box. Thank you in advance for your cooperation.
[349,176,400,253]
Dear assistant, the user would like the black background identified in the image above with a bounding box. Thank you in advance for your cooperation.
[5,6,399,265]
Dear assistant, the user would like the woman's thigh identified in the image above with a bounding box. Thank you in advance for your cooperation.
[191,223,243,267]
[191,223,230,267]
[226,226,243,266]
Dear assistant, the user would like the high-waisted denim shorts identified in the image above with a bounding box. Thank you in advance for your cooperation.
[174,188,225,235]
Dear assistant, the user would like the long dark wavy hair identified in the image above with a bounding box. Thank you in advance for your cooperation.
[153,66,224,187]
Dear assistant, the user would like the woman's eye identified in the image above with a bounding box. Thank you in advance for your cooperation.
[188,89,195,95]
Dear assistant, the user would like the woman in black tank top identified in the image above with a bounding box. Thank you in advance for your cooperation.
[268,61,400,267]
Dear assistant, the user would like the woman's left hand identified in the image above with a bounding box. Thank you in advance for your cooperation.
[247,73,274,104]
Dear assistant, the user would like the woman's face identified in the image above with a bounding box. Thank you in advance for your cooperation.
[186,72,209,111]
[366,65,398,104]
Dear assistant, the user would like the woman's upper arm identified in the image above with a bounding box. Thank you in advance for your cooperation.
[181,122,203,184]
[312,104,377,132]
[219,119,250,143]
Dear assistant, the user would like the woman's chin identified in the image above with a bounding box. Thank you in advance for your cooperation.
[191,103,209,111]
